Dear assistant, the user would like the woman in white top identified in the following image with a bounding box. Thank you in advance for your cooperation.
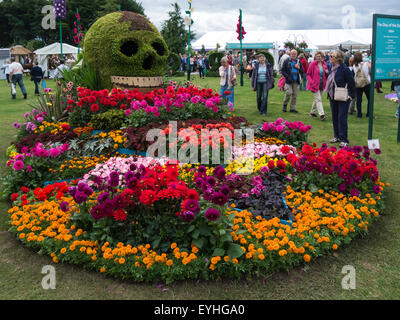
[219,57,236,107]
[2,59,11,85]
[353,52,371,118]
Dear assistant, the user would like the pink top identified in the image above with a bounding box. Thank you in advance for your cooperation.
[306,60,328,93]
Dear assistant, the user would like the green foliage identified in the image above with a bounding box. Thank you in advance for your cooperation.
[84,11,169,88]
[256,51,275,68]
[209,52,224,71]
[90,110,126,130]
[125,103,228,129]
[161,2,195,54]
[97,0,145,17]
[166,52,181,75]
[25,39,46,52]
[27,87,69,124]
[68,108,93,127]
[59,63,101,91]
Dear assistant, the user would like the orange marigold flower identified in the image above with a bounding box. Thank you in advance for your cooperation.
[304,254,311,262]
[100,267,106,273]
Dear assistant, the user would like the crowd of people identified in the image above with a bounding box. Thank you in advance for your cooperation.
[216,47,399,148]
[2,54,76,99]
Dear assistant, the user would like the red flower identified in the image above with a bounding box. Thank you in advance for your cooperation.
[302,144,314,156]
[20,186,29,193]
[139,190,157,205]
[113,209,127,221]
[276,160,286,170]
[88,96,97,104]
[281,146,291,155]
[61,123,71,131]
[187,189,199,201]
[11,193,19,201]
[267,160,275,170]
[91,104,99,112]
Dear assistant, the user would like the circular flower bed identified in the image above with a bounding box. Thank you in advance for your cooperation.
[3,83,388,283]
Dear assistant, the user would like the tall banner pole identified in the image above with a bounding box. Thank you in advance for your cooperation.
[77,8,80,55]
[59,18,63,59]
[240,9,244,87]
[186,0,193,82]
[368,15,377,141]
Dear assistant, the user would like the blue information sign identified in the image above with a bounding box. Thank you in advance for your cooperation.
[375,17,400,80]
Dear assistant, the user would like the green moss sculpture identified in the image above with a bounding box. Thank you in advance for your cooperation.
[84,11,169,89]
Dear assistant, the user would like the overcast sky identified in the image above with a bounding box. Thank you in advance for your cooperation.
[144,0,400,37]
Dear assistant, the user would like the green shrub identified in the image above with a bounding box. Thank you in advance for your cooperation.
[166,52,181,74]
[209,52,224,71]
[84,11,169,89]
[90,110,126,131]
[256,51,275,68]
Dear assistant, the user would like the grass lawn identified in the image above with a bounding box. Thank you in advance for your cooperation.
[0,75,399,300]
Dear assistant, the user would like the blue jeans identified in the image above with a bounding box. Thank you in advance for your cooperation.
[395,85,400,117]
[256,82,269,114]
[11,74,27,96]
[220,84,234,107]
[330,99,350,143]
[300,73,307,90]
[33,77,42,94]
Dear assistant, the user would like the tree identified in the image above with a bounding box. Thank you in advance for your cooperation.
[161,2,196,55]
[0,0,145,48]
[97,0,145,18]
[199,44,206,56]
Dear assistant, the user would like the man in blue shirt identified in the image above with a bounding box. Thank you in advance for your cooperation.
[281,49,304,113]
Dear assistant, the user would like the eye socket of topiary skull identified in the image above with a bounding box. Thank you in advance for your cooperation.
[120,40,139,57]
[151,41,167,56]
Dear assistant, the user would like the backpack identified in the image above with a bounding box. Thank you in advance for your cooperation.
[355,63,369,88]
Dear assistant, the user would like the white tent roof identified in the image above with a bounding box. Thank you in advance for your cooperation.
[34,42,78,55]
[192,28,372,51]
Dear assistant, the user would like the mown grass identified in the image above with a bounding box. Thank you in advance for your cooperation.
[0,75,399,300]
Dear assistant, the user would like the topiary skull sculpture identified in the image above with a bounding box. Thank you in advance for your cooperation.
[84,11,169,89]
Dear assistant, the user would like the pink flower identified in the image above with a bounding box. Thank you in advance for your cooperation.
[13,160,24,171]
[49,148,60,157]
[26,165,32,173]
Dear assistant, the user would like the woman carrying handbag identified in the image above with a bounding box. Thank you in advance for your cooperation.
[325,50,356,148]
[219,57,237,107]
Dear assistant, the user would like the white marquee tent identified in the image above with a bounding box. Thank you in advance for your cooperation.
[192,28,372,70]
[192,28,372,51]
[34,42,78,77]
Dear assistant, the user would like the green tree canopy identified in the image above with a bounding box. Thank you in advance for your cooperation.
[160,2,196,55]
[0,0,145,48]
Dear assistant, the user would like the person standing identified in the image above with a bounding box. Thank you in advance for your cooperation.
[279,50,290,73]
[307,51,328,120]
[251,54,274,115]
[348,56,357,115]
[30,61,43,96]
[281,49,304,113]
[219,57,236,107]
[197,55,205,79]
[9,57,27,99]
[2,59,11,86]
[299,54,309,91]
[391,80,400,118]
[353,52,371,118]
[325,50,356,148]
